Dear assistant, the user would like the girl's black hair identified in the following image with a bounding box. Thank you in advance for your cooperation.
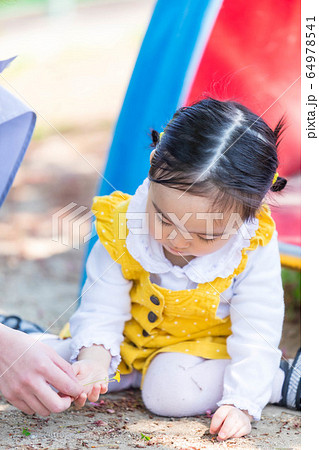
[148,97,287,222]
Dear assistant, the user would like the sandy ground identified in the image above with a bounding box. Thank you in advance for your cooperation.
[0,1,300,448]
[0,392,301,449]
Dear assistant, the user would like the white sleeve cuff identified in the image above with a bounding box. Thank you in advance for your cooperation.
[217,397,262,421]
[69,338,122,375]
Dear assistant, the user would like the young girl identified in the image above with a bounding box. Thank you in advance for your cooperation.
[40,97,300,441]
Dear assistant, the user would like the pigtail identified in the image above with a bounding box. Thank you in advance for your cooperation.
[270,115,288,192]
[149,128,160,148]
[273,115,286,147]
[270,176,287,192]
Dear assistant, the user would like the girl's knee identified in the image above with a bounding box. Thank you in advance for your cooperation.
[142,357,193,416]
[141,353,226,417]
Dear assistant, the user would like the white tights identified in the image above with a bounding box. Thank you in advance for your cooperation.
[37,335,284,417]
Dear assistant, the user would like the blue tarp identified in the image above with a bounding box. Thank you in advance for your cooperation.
[79,0,217,297]
[0,56,37,207]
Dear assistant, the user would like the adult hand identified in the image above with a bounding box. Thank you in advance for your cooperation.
[0,325,84,416]
[210,404,253,441]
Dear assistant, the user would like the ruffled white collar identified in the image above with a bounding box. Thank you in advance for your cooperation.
[125,177,259,283]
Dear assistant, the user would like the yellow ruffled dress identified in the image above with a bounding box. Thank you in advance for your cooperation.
[59,190,275,385]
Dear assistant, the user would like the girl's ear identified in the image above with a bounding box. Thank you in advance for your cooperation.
[150,149,156,165]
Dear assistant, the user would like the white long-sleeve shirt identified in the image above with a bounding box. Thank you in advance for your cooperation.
[69,177,285,420]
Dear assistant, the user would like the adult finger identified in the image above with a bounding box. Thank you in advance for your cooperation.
[22,394,52,417]
[11,399,35,415]
[58,391,74,400]
[34,381,72,413]
[49,348,81,382]
[70,361,81,376]
[43,361,83,399]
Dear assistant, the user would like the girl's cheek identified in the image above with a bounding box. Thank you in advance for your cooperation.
[210,238,228,251]
[195,238,227,255]
[148,214,162,242]
[161,228,172,244]
[149,215,170,243]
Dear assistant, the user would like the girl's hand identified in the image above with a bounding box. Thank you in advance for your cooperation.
[210,405,253,441]
[71,359,109,408]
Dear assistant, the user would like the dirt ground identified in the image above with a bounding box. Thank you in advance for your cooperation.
[0,391,301,449]
[0,1,300,448]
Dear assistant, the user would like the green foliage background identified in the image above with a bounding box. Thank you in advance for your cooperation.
[282,268,301,320]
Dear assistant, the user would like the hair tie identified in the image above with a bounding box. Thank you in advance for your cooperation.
[272,172,279,184]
